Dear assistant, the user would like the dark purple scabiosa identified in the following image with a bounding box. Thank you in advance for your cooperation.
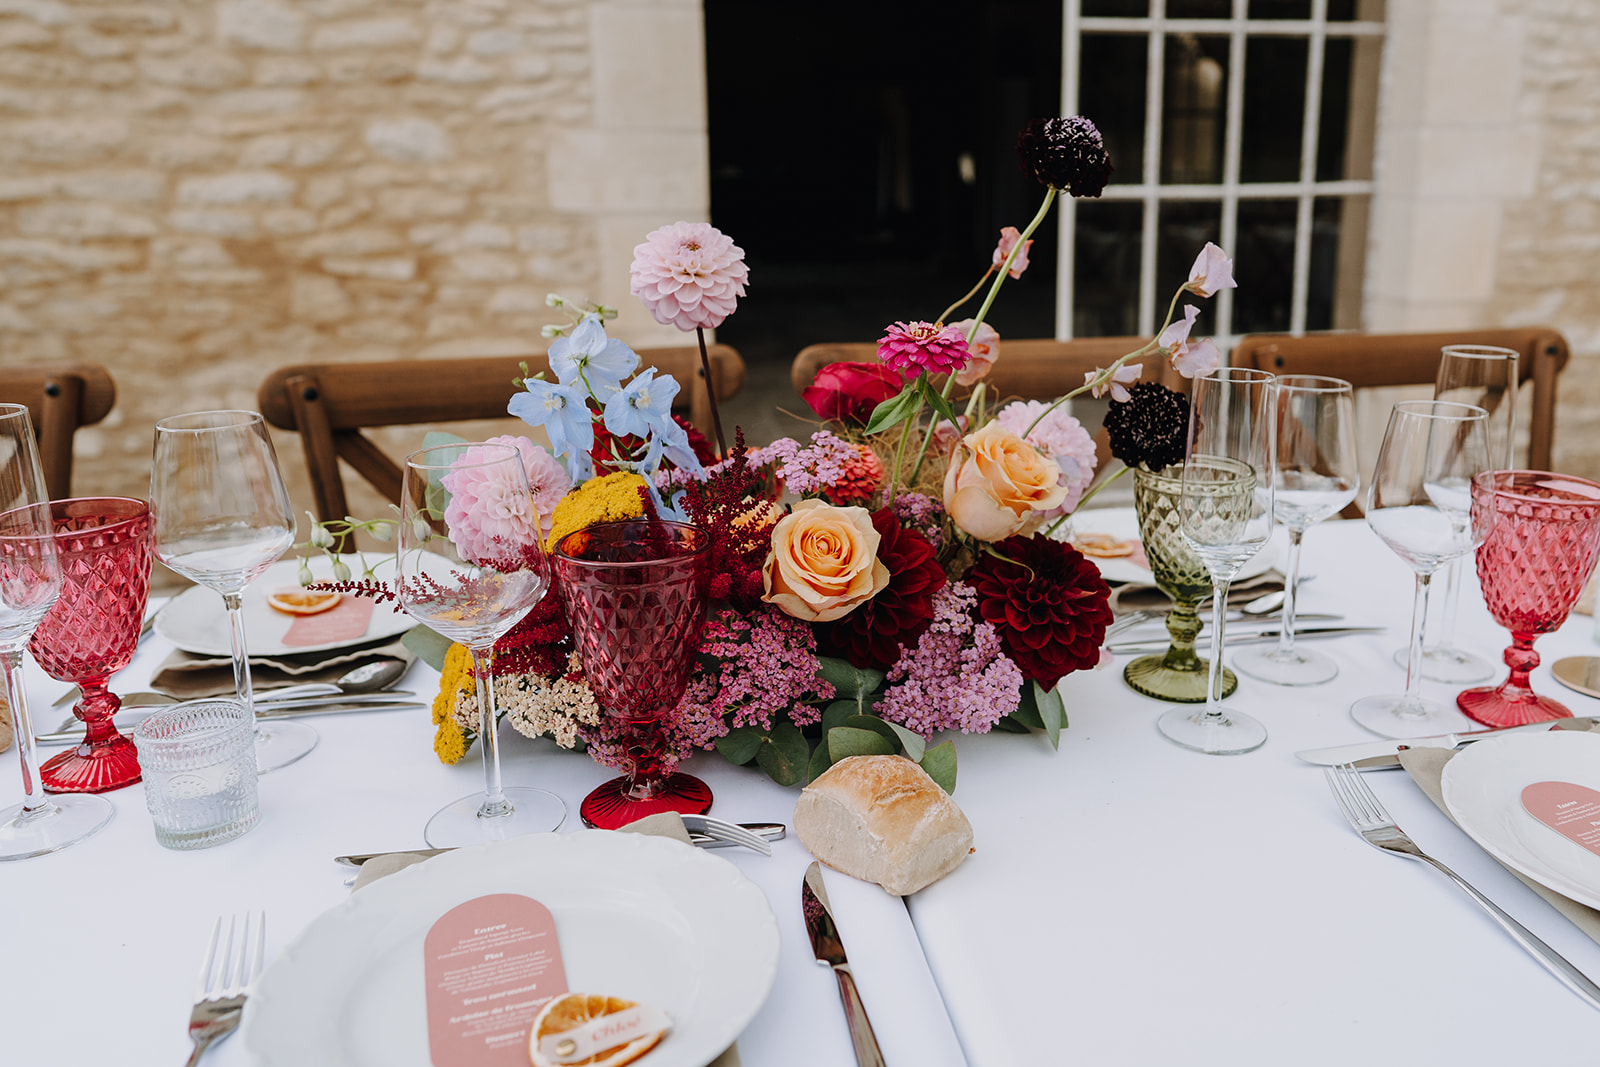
[1103,382,1189,472]
[1016,116,1114,198]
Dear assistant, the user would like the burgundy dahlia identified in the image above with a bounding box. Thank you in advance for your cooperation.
[965,536,1112,690]
[1016,116,1114,198]
[817,508,945,671]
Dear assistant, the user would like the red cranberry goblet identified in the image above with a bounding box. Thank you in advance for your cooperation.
[1457,471,1600,728]
[29,497,153,793]
[556,520,712,829]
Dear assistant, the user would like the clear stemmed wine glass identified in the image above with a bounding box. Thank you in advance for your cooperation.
[150,411,316,773]
[1234,376,1358,686]
[1165,368,1276,755]
[1393,345,1518,683]
[0,404,114,860]
[1352,400,1493,737]
[398,442,565,846]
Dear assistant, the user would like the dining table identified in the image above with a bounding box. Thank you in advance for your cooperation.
[5,514,1600,1065]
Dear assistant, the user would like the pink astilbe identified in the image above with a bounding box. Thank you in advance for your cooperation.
[677,605,834,731]
[877,584,1023,737]
[995,400,1098,513]
[629,221,749,331]
[877,321,971,380]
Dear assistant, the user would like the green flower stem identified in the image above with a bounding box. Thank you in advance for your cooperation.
[936,266,995,326]
[901,187,1059,487]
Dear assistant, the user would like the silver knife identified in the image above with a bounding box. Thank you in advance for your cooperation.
[1294,716,1600,766]
[803,861,886,1067]
[334,823,789,864]
[35,700,425,745]
[1109,625,1383,653]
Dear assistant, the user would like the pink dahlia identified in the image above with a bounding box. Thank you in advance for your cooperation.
[877,321,971,380]
[441,435,563,564]
[821,444,885,507]
[995,401,1098,513]
[629,221,749,331]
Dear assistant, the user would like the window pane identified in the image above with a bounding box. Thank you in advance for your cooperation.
[1161,35,1228,184]
[1330,0,1386,21]
[1075,201,1142,337]
[1318,35,1380,180]
[1232,199,1296,333]
[1157,201,1221,336]
[1082,0,1149,15]
[1081,34,1148,185]
[1315,194,1368,330]
[1240,36,1307,183]
[1248,0,1311,17]
[1167,0,1230,18]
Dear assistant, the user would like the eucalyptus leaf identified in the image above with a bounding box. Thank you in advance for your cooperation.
[887,722,926,761]
[715,725,765,766]
[816,657,886,701]
[1011,683,1045,730]
[861,386,922,435]
[755,722,809,786]
[843,715,899,749]
[827,726,895,762]
[990,715,1031,734]
[807,737,835,783]
[401,624,453,672]
[1035,680,1066,750]
[919,740,957,794]
[821,700,858,734]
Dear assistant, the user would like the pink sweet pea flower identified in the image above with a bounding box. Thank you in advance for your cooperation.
[1084,362,1142,402]
[952,320,999,386]
[992,227,1032,279]
[1159,304,1201,352]
[1171,337,1220,379]
[1185,242,1236,298]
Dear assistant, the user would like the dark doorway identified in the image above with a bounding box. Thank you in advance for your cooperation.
[704,1,1065,383]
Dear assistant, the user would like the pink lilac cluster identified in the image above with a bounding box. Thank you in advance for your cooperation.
[677,605,834,731]
[994,400,1098,513]
[441,435,568,563]
[891,491,946,552]
[758,431,861,498]
[877,584,1023,737]
[628,221,749,331]
[876,321,972,380]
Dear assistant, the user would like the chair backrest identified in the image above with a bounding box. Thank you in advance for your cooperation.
[0,362,116,499]
[1232,327,1570,471]
[258,345,745,523]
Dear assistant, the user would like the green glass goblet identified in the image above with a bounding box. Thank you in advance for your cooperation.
[1123,466,1238,703]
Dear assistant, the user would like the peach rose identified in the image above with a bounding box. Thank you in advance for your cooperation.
[943,422,1069,541]
[761,499,890,622]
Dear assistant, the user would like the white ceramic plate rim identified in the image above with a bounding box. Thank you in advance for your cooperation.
[1063,507,1277,585]
[241,830,780,1067]
[154,554,416,656]
[1441,731,1600,910]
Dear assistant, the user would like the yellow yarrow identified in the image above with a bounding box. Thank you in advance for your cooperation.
[433,716,467,765]
[431,642,478,765]
[544,471,647,553]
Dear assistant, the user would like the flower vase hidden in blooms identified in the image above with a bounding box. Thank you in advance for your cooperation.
[29,498,152,793]
[1123,467,1237,703]
[1457,471,1600,728]
[555,520,713,830]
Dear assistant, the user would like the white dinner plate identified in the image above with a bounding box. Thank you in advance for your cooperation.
[154,554,417,657]
[243,831,779,1067]
[1441,731,1600,910]
[1064,507,1277,585]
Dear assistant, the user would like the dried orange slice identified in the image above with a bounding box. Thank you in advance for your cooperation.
[1073,532,1138,559]
[264,588,344,616]
[528,992,667,1067]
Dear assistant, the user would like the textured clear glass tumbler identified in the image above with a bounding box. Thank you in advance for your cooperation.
[131,699,259,850]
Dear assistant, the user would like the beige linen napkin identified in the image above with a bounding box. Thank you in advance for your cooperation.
[0,691,11,753]
[352,812,740,1067]
[1400,745,1600,945]
[149,639,415,700]
[1108,570,1285,615]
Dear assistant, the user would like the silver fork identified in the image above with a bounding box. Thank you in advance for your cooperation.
[187,912,265,1065]
[681,814,775,855]
[1325,763,1600,1010]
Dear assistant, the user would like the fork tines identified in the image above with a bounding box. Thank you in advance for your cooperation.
[681,815,773,856]
[197,912,266,1001]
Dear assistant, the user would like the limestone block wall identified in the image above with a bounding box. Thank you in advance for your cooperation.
[0,0,708,517]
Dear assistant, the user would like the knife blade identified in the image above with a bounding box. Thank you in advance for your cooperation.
[34,700,425,745]
[1294,716,1600,766]
[803,861,886,1067]
[1109,625,1383,653]
[334,823,789,865]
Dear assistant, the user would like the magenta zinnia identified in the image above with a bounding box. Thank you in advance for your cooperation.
[965,536,1113,690]
[876,321,971,380]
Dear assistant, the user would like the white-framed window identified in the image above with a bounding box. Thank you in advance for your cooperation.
[1058,0,1386,342]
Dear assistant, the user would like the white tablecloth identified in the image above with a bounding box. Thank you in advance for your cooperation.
[5,516,1600,1065]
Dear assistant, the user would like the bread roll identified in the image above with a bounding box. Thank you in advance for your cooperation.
[794,755,973,895]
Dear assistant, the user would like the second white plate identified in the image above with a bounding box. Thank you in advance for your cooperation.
[1441,730,1600,910]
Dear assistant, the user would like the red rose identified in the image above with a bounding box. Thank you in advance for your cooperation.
[801,361,905,425]
[965,535,1112,690]
[816,508,945,671]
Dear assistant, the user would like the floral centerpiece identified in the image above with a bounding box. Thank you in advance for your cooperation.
[312,116,1235,793]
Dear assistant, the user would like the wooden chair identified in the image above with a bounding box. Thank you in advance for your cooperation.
[259,345,745,524]
[1231,327,1570,471]
[0,362,116,499]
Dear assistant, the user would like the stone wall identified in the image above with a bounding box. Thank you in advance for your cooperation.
[0,0,708,518]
